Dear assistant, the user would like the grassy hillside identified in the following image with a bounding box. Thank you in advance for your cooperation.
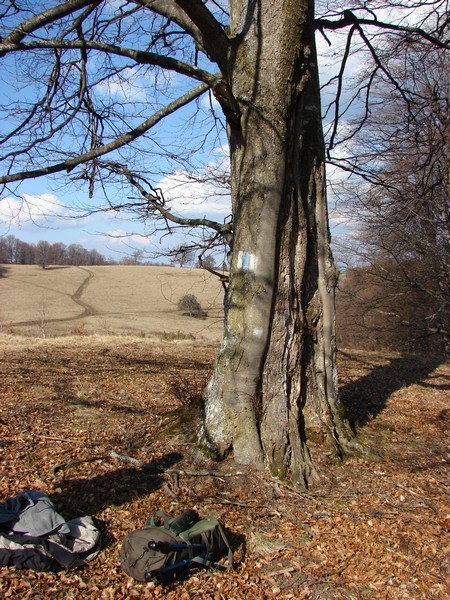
[0,264,225,342]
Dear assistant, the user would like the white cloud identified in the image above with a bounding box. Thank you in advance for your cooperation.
[212,143,230,161]
[93,65,184,103]
[157,166,231,219]
[0,193,72,228]
[200,89,221,113]
[94,68,149,101]
[104,229,155,248]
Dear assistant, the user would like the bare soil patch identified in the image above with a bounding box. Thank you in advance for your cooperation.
[0,336,448,599]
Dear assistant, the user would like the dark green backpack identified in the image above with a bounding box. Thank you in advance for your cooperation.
[120,510,233,582]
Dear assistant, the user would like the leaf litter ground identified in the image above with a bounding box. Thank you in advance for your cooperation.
[0,336,448,599]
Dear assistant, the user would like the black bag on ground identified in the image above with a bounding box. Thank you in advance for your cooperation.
[120,510,233,582]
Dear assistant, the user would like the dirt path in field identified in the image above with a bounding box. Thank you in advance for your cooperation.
[70,267,97,317]
[11,266,98,326]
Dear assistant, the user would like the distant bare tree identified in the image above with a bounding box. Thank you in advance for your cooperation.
[36,300,49,338]
[50,242,67,265]
[119,249,143,265]
[200,254,216,270]
[334,43,449,355]
[36,240,52,269]
[169,245,195,268]
[66,244,87,266]
[0,235,32,264]
[85,248,107,265]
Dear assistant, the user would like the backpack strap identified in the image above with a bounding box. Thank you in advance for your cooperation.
[190,545,234,572]
[192,519,234,571]
[211,517,234,569]
[144,513,234,575]
[218,526,234,570]
[213,522,234,571]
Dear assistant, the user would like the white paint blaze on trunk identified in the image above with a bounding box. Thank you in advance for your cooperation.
[202,0,353,484]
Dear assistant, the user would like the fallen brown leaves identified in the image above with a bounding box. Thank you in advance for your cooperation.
[0,336,449,599]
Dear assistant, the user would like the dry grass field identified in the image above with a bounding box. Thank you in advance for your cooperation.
[0,264,449,598]
[0,264,225,342]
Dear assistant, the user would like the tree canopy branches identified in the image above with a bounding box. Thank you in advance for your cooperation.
[0,82,210,185]
[315,11,450,50]
[0,1,448,247]
[333,40,449,354]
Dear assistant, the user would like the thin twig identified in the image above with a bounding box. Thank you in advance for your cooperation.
[204,495,271,509]
[110,449,143,466]
[162,481,178,499]
[265,566,296,577]
[52,455,110,475]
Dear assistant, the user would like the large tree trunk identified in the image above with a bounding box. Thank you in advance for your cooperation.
[202,0,353,486]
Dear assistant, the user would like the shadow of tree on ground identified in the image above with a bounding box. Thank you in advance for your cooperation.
[340,352,447,429]
[50,452,183,520]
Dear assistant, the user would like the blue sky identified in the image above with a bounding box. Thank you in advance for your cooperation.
[0,2,422,261]
[0,70,352,263]
[0,74,231,261]
[0,1,232,261]
[0,142,231,262]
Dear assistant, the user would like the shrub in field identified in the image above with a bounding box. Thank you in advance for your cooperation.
[177,294,206,318]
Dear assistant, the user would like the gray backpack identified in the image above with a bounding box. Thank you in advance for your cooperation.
[120,510,233,582]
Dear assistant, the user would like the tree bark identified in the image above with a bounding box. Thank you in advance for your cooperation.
[201,0,354,485]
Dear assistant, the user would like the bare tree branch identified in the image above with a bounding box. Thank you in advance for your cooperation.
[315,12,450,49]
[173,0,231,72]
[0,83,210,185]
[0,38,219,86]
[108,161,233,239]
[0,0,100,50]
[136,0,230,73]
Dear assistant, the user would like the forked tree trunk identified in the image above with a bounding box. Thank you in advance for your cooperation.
[202,0,354,486]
